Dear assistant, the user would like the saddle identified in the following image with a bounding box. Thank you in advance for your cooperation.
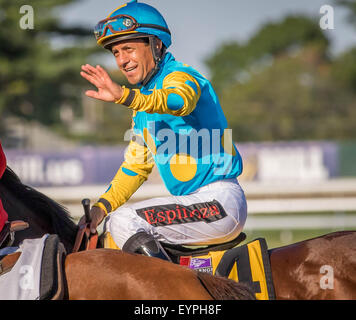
[163,233,275,300]
[0,221,67,300]
[0,234,66,300]
[0,220,29,278]
[0,251,21,275]
[162,232,247,261]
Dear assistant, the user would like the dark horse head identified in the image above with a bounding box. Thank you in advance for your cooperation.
[0,166,78,252]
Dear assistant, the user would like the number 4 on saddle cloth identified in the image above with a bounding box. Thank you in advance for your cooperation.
[175,237,276,300]
[104,232,276,300]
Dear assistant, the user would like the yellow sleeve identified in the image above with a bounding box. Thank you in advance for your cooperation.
[115,71,201,116]
[93,137,154,214]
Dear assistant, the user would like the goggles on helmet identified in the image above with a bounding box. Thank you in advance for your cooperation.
[94,14,171,41]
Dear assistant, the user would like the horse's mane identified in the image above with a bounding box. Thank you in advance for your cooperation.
[0,166,78,249]
[196,271,256,300]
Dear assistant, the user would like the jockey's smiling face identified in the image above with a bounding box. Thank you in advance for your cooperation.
[111,38,160,85]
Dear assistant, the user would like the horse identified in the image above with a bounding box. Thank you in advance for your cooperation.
[0,166,255,300]
[1,166,356,299]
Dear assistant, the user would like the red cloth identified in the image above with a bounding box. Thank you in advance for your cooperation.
[0,142,5,179]
[0,142,8,231]
[0,199,8,232]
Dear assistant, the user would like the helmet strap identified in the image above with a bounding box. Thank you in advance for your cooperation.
[142,36,166,87]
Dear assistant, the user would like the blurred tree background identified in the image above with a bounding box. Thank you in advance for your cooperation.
[338,0,356,26]
[0,0,131,146]
[205,8,356,142]
[0,0,356,147]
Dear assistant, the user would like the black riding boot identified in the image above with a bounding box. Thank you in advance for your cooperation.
[122,231,172,262]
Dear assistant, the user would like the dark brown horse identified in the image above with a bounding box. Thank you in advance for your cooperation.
[0,166,254,300]
[1,166,355,299]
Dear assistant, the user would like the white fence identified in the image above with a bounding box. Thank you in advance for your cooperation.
[37,178,356,230]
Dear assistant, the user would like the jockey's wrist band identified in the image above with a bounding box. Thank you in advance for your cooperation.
[93,199,112,215]
[115,87,136,106]
[92,202,107,215]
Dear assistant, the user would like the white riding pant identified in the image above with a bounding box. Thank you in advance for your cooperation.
[104,178,247,249]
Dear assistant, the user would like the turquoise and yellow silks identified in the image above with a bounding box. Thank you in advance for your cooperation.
[94,52,243,214]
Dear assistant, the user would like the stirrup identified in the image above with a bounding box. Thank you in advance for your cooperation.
[122,232,172,262]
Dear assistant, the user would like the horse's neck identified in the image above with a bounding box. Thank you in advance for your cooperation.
[0,168,77,252]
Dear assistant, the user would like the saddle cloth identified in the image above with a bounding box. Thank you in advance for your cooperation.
[0,234,66,300]
[179,238,276,300]
[103,231,275,300]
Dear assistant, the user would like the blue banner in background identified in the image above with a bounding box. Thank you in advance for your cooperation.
[4,141,339,187]
[5,146,126,187]
[237,141,339,182]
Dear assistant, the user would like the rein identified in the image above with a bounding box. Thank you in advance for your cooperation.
[72,199,98,253]
[72,223,98,253]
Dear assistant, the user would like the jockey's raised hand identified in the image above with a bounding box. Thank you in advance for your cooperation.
[80,64,123,102]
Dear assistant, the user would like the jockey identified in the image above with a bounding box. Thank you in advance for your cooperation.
[0,142,9,233]
[80,0,247,261]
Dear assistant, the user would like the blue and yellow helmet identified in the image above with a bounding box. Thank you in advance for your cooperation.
[94,0,171,49]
